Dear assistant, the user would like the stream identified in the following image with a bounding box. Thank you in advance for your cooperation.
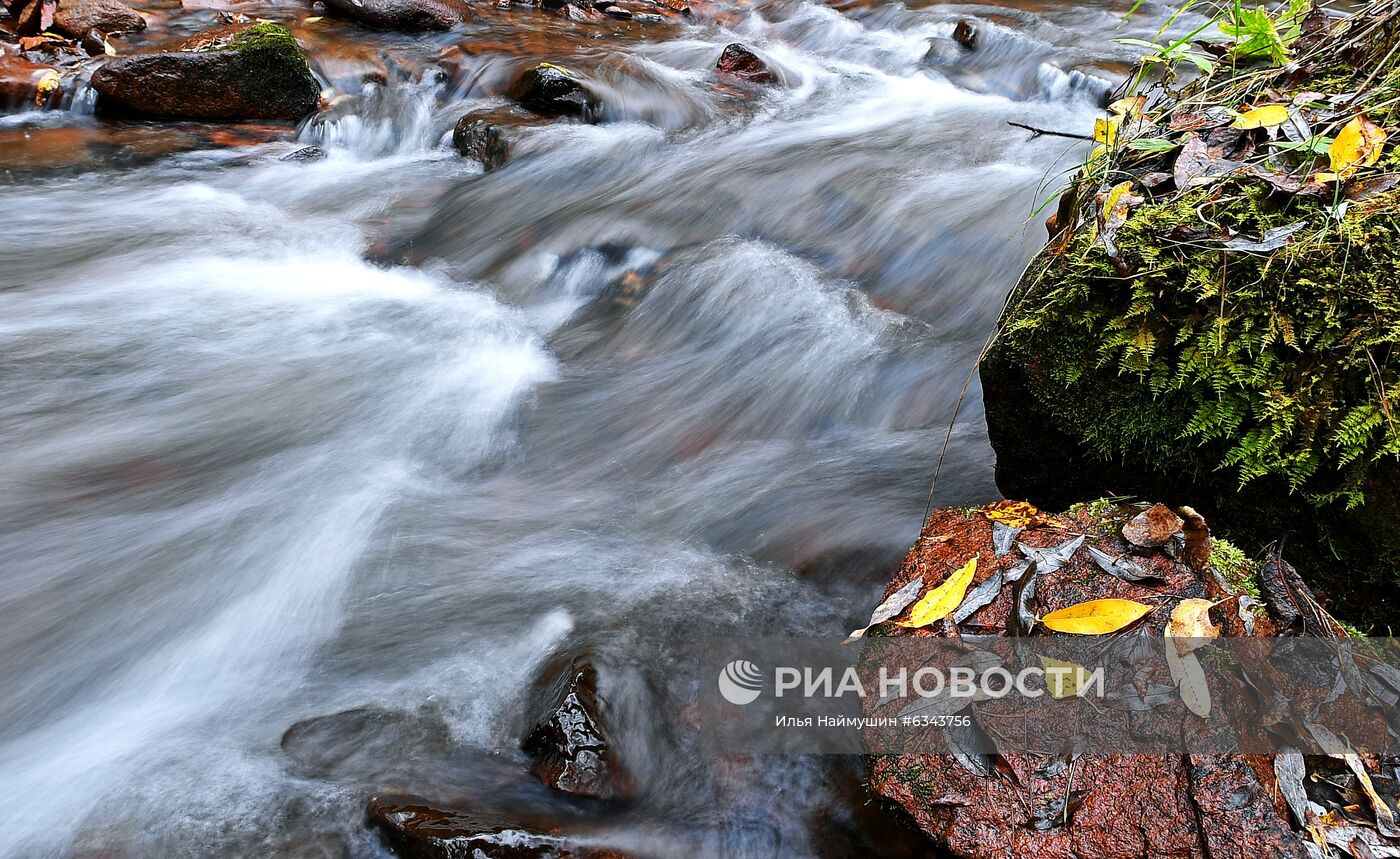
[0,0,1188,854]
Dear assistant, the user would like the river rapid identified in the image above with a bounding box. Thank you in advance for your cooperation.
[1,0,1186,854]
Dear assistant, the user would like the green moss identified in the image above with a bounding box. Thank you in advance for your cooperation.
[229,22,304,58]
[1207,538,1259,600]
[1007,184,1400,507]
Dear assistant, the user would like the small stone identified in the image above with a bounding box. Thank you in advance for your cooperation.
[319,0,468,31]
[506,62,600,118]
[953,18,977,50]
[53,0,145,39]
[280,145,327,162]
[1122,502,1185,549]
[523,654,629,799]
[602,5,630,17]
[714,43,774,84]
[633,11,663,22]
[451,117,511,170]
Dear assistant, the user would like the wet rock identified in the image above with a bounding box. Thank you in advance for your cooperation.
[52,0,144,38]
[523,653,629,800]
[367,795,629,859]
[0,54,61,109]
[507,63,600,118]
[281,706,455,780]
[91,22,319,120]
[714,43,773,84]
[952,18,977,49]
[864,503,1314,859]
[319,0,468,31]
[281,145,327,162]
[601,5,630,17]
[555,3,603,21]
[452,117,512,170]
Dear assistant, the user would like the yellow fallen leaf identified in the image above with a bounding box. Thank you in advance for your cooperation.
[1039,656,1093,699]
[303,14,324,21]
[1094,115,1121,147]
[981,500,1043,529]
[1108,95,1145,119]
[1329,115,1387,179]
[35,70,60,106]
[1165,598,1220,656]
[899,557,977,628]
[1040,598,1151,635]
[1232,104,1289,129]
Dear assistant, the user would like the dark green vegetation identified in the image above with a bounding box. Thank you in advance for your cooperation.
[982,0,1400,626]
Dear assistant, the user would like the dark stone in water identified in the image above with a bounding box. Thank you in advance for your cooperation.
[319,0,469,30]
[281,145,327,162]
[53,0,145,39]
[507,64,600,118]
[523,654,630,800]
[953,18,978,50]
[91,22,319,121]
[367,795,632,859]
[714,43,773,84]
[453,117,512,170]
[281,706,458,781]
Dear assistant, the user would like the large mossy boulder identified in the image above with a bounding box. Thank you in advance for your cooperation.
[981,4,1400,627]
[92,22,319,121]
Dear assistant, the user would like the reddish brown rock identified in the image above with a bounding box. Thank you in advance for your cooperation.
[714,43,773,84]
[91,22,319,121]
[52,0,144,38]
[863,502,1319,859]
[367,795,633,859]
[0,54,61,109]
[523,653,631,800]
[319,0,469,31]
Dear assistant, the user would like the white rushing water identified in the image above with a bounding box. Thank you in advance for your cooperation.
[0,0,1192,854]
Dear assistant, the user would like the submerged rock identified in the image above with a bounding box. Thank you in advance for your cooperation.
[714,43,773,84]
[91,22,319,121]
[522,653,630,800]
[507,63,600,118]
[319,0,468,31]
[52,0,144,38]
[952,18,977,49]
[453,117,512,170]
[367,795,631,859]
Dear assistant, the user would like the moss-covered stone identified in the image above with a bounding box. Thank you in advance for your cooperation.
[92,22,319,121]
[981,6,1400,627]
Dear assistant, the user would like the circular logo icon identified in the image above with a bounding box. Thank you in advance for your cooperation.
[718,659,763,705]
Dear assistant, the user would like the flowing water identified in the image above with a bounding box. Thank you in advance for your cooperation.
[0,0,1194,855]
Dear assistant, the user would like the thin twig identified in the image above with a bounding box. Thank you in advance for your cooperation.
[1007,121,1096,141]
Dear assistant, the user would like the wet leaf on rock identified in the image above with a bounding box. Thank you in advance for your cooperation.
[991,522,1022,556]
[1274,751,1312,828]
[1086,545,1161,582]
[1173,133,1243,189]
[1041,598,1152,635]
[1039,656,1094,698]
[1232,104,1289,129]
[1222,220,1307,252]
[952,570,1004,625]
[1165,642,1211,717]
[844,576,924,643]
[1096,180,1143,262]
[980,500,1049,530]
[1104,682,1177,711]
[1122,503,1183,548]
[1317,116,1386,181]
[900,558,977,628]
[1017,535,1085,574]
[1166,598,1220,655]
